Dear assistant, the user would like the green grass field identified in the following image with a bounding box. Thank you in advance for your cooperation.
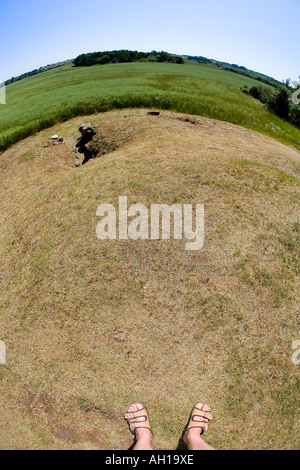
[1,62,299,152]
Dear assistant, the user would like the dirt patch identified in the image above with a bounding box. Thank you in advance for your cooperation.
[22,390,55,415]
[52,418,106,447]
[19,389,108,449]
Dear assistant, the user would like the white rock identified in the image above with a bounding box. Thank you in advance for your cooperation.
[50,135,59,140]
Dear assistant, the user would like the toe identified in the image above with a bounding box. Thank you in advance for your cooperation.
[128,402,144,413]
[127,402,147,424]
[195,402,211,412]
[203,404,211,412]
[193,402,211,422]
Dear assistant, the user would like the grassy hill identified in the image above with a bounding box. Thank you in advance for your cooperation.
[1,62,300,153]
[0,108,299,450]
[0,59,299,449]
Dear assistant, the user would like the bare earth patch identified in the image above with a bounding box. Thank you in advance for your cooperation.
[0,109,299,450]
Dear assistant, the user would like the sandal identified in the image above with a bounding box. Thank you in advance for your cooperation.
[183,403,212,436]
[125,402,154,438]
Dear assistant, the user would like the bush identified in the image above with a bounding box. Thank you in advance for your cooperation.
[268,86,290,121]
[97,55,110,65]
[249,86,262,100]
[290,105,300,128]
[242,84,300,128]
[240,85,249,95]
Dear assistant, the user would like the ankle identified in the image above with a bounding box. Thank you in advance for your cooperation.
[135,428,152,442]
[183,428,203,444]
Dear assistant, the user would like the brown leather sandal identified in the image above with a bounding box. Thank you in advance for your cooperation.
[125,402,154,438]
[183,403,212,436]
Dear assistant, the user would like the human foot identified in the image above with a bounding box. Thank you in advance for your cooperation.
[182,403,214,450]
[125,402,153,450]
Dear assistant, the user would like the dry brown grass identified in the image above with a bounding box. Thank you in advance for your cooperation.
[0,109,299,450]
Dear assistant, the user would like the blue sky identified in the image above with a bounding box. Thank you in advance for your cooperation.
[1,0,299,82]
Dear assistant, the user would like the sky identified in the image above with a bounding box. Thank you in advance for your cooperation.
[0,0,299,83]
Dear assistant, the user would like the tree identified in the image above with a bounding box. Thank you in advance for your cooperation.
[175,56,184,64]
[97,55,110,65]
[290,104,300,128]
[157,51,170,62]
[269,86,290,121]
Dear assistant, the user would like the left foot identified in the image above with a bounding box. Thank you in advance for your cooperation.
[125,402,153,449]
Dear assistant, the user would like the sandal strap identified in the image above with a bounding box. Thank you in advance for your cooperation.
[185,406,212,435]
[125,408,147,420]
[125,403,154,438]
[192,410,212,422]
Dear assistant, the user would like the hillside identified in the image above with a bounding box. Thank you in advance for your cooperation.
[0,109,299,450]
[183,55,281,88]
[0,62,299,153]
